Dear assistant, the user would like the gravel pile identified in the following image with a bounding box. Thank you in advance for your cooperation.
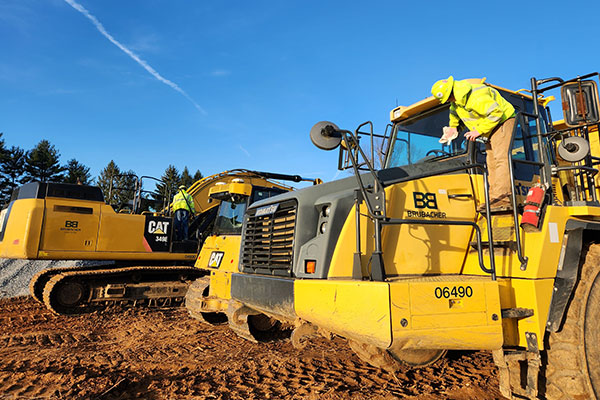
[0,258,113,299]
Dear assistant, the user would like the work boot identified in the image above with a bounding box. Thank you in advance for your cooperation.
[478,195,513,213]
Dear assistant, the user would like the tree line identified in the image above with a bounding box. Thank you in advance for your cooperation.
[0,134,202,209]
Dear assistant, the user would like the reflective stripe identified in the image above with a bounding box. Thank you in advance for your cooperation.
[486,102,499,115]
[472,85,487,92]
[488,115,501,122]
[468,110,479,118]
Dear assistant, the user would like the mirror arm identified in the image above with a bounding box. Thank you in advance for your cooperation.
[321,125,342,139]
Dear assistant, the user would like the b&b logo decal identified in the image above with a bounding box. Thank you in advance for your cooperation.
[407,192,446,219]
[413,192,438,209]
[61,220,81,232]
[208,251,225,268]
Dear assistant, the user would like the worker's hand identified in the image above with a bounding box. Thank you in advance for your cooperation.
[439,127,458,144]
[464,130,481,141]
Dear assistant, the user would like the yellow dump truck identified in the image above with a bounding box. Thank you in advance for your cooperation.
[224,74,600,399]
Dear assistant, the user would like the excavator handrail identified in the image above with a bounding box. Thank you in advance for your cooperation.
[187,169,317,195]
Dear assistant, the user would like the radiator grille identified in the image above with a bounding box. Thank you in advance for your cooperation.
[241,199,297,276]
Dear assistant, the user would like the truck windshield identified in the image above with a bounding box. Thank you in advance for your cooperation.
[213,198,247,235]
[386,104,468,168]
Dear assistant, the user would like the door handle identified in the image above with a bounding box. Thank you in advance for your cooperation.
[447,193,473,199]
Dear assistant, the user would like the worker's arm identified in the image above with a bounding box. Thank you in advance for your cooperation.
[448,104,460,128]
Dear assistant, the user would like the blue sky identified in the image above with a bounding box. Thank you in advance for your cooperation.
[1,0,598,187]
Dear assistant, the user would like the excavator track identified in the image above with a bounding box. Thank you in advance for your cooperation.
[29,263,116,303]
[185,277,227,324]
[42,265,205,315]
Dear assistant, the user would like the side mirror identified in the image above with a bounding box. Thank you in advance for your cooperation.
[561,80,600,127]
[310,121,342,150]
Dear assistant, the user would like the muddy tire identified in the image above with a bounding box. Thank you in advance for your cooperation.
[388,348,446,368]
[545,243,600,399]
[348,340,445,372]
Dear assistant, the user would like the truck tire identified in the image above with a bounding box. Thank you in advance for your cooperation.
[545,243,600,399]
[348,340,445,371]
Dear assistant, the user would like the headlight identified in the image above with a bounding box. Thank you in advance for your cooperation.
[322,205,330,217]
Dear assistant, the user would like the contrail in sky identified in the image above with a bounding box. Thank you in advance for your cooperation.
[239,145,251,157]
[64,0,206,115]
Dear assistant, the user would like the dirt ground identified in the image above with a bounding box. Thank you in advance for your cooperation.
[0,296,503,400]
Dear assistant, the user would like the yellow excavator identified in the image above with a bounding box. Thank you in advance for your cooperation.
[0,169,310,314]
[222,74,600,399]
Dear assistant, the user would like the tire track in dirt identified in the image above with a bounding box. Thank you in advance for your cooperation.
[0,297,503,400]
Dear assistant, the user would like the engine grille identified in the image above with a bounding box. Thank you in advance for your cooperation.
[241,199,297,276]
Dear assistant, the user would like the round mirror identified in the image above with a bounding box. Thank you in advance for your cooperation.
[557,136,590,163]
[310,121,342,151]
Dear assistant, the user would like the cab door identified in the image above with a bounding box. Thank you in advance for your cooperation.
[382,173,476,276]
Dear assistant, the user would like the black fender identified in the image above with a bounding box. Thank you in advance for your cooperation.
[546,219,600,332]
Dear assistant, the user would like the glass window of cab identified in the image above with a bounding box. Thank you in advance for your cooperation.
[386,104,468,169]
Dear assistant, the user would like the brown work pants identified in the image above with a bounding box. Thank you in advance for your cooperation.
[485,117,516,202]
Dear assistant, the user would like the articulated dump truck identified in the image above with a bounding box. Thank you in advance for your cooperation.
[222,74,600,399]
[0,169,308,315]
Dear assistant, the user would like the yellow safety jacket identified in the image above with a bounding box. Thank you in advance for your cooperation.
[449,80,515,137]
[172,190,195,213]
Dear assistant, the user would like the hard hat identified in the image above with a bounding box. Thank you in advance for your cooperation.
[431,76,454,104]
[178,185,186,189]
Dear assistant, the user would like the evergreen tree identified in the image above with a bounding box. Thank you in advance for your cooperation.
[0,146,25,204]
[153,165,180,207]
[97,160,120,204]
[0,133,7,163]
[180,167,194,188]
[0,133,11,204]
[22,140,65,183]
[97,161,137,209]
[64,159,92,185]
[193,169,203,182]
[117,170,138,211]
